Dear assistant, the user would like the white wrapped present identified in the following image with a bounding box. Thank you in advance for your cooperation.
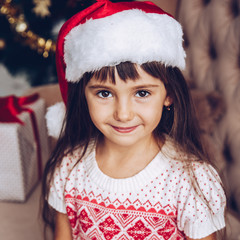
[0,94,49,202]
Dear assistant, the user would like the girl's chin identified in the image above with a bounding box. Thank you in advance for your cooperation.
[102,134,154,149]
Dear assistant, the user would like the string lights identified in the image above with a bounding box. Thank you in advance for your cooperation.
[0,0,56,58]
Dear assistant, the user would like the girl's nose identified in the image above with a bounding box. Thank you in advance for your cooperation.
[114,98,134,122]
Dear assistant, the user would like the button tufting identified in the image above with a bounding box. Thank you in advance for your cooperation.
[230,0,239,18]
[183,32,190,48]
[209,43,217,60]
[223,144,233,164]
[202,0,211,6]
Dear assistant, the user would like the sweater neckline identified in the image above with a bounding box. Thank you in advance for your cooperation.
[84,141,169,192]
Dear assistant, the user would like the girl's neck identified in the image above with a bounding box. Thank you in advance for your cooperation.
[95,135,163,179]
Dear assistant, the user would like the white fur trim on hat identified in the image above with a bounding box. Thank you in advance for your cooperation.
[64,9,186,82]
[45,102,66,138]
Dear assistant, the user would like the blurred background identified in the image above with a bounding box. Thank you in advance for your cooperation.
[0,0,240,239]
[0,0,177,96]
[0,0,97,96]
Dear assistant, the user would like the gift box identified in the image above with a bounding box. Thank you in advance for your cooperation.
[0,94,50,202]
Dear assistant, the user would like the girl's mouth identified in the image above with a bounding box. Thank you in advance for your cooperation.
[112,125,138,133]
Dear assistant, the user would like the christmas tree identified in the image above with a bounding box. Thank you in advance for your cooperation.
[0,0,134,87]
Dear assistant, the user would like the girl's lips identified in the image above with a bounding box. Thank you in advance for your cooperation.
[112,125,138,133]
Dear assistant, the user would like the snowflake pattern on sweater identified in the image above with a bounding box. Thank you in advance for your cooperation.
[48,140,226,240]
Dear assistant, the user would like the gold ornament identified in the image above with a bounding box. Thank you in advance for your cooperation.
[32,0,51,18]
[0,38,6,50]
[15,21,27,32]
[0,0,56,58]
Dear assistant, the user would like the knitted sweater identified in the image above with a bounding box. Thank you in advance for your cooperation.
[48,140,226,240]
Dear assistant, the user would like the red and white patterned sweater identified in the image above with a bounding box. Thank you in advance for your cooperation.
[48,140,226,240]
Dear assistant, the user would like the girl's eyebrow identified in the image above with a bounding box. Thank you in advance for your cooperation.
[88,84,113,89]
[131,84,161,89]
[87,84,161,89]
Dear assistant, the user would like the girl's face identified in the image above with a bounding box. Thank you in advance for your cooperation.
[85,66,172,148]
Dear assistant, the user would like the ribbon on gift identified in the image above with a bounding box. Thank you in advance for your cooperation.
[0,93,43,179]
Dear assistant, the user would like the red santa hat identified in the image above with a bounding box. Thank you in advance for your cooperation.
[46,0,186,138]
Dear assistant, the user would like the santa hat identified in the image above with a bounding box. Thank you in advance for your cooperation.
[46,0,186,138]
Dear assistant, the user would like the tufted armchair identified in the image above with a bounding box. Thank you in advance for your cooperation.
[177,0,240,219]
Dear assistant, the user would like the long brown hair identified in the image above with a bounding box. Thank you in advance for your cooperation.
[42,61,217,235]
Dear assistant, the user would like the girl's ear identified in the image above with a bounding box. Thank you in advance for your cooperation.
[164,96,173,107]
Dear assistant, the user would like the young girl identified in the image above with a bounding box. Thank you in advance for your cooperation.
[43,1,226,239]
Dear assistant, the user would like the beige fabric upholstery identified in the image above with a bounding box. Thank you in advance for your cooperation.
[178,0,240,216]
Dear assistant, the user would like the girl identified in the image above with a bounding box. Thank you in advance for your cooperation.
[43,1,226,239]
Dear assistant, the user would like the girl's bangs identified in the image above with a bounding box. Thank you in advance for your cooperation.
[92,62,140,84]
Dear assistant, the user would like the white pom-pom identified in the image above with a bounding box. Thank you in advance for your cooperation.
[45,102,66,138]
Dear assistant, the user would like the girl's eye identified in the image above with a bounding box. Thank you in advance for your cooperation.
[97,90,112,98]
[136,90,150,98]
